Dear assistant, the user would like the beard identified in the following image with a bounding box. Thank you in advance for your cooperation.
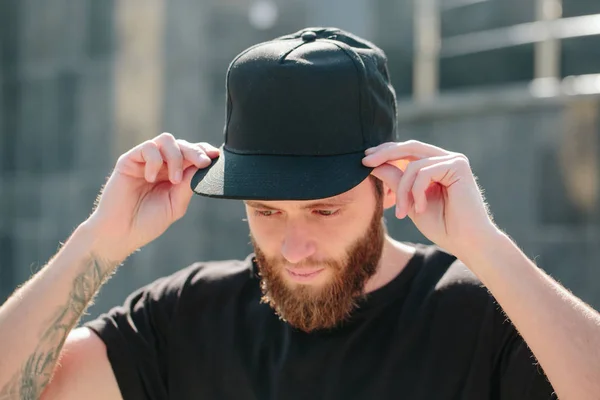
[251,203,385,332]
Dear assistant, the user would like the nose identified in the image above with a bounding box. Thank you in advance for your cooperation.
[280,224,316,265]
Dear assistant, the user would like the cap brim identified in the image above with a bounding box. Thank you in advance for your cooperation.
[191,147,373,201]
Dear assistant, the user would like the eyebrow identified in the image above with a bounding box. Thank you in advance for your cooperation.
[244,199,353,210]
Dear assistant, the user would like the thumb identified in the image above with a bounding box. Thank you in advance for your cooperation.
[370,163,403,191]
[169,166,199,219]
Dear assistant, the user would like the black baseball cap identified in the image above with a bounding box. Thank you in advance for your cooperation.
[191,27,397,201]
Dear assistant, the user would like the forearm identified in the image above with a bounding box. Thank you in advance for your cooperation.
[0,223,123,399]
[461,230,600,400]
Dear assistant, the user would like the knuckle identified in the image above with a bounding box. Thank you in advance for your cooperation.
[142,140,158,151]
[174,210,186,221]
[159,132,175,140]
[116,153,128,166]
[154,133,176,147]
[403,139,420,147]
[453,154,470,166]
[142,143,162,162]
[172,208,184,220]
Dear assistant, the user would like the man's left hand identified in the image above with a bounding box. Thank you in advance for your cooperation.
[362,140,499,258]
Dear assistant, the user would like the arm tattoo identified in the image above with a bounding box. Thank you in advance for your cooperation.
[0,256,116,400]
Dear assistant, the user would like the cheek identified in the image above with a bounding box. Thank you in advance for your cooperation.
[320,211,376,252]
[247,215,284,253]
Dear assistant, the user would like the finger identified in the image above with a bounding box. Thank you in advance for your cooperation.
[396,155,455,218]
[363,150,427,168]
[178,140,220,160]
[178,141,212,168]
[115,140,161,180]
[196,142,220,158]
[140,142,163,182]
[370,163,403,193]
[168,165,198,221]
[371,163,416,219]
[364,141,396,155]
[363,140,450,167]
[411,158,464,214]
[154,133,184,184]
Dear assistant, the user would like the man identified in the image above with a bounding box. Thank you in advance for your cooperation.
[0,27,598,400]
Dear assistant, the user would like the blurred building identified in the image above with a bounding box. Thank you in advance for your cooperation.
[1,0,600,317]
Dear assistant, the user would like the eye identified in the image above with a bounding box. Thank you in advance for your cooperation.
[313,209,339,217]
[255,210,279,217]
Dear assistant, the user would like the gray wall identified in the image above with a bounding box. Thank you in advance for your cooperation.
[0,0,116,302]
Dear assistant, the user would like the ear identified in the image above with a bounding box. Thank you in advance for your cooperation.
[382,182,396,210]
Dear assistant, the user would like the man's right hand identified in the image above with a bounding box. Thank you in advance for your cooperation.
[85,132,219,260]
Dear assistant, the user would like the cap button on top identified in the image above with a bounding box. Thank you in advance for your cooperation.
[301,31,317,42]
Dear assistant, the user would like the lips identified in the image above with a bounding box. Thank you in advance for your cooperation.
[285,267,325,282]
[287,268,323,277]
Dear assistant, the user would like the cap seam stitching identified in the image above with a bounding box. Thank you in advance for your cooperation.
[320,39,367,147]
[278,40,307,63]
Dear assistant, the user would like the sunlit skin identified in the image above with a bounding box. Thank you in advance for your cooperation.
[245,177,417,296]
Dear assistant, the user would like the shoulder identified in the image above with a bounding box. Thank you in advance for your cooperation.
[414,243,485,290]
[405,244,515,345]
[410,244,496,311]
[84,254,257,332]
[98,254,257,316]
[142,254,257,301]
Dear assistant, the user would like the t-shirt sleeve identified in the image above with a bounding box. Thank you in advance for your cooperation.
[496,318,558,399]
[83,269,188,400]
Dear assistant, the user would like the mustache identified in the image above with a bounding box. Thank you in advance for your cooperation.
[266,257,342,271]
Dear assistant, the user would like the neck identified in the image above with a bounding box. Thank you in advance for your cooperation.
[363,235,416,294]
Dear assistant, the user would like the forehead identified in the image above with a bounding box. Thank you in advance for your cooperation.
[245,192,355,210]
[245,178,372,209]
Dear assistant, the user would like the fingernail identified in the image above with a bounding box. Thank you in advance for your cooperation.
[395,206,405,219]
[200,153,211,162]
[174,170,182,183]
[365,148,374,155]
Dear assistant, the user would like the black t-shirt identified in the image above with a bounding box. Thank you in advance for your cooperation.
[84,244,557,399]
